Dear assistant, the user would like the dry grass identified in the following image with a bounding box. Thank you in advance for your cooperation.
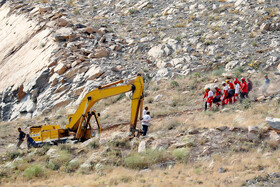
[2,150,279,187]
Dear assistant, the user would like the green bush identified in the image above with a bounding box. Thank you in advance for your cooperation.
[7,151,23,160]
[172,148,189,163]
[24,165,43,179]
[170,80,179,88]
[234,66,244,78]
[45,160,59,170]
[212,67,225,76]
[89,140,100,149]
[66,160,80,173]
[124,149,171,169]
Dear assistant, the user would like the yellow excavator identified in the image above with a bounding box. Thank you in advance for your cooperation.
[28,74,144,146]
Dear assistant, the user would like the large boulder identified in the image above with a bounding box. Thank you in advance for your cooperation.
[266,117,280,130]
[55,28,77,42]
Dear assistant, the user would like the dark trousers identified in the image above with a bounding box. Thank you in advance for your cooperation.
[240,92,248,99]
[142,125,149,136]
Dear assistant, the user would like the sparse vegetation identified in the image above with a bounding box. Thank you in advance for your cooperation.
[24,165,43,179]
[124,149,171,169]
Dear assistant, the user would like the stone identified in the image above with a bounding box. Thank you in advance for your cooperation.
[55,28,77,42]
[266,117,280,130]
[222,72,234,79]
[54,63,68,75]
[46,148,58,158]
[17,84,26,102]
[138,140,146,153]
[148,45,164,59]
[248,126,259,141]
[140,169,152,173]
[269,131,280,144]
[256,95,266,101]
[56,18,69,27]
[260,23,271,31]
[216,126,228,131]
[93,48,109,58]
[84,27,98,34]
[39,6,52,14]
[154,94,164,102]
[226,61,239,70]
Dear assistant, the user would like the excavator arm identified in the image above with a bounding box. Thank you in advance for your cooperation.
[67,74,144,139]
[29,74,144,144]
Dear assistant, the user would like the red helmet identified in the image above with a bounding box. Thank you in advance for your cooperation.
[241,77,245,81]
[234,78,238,82]
[234,80,237,84]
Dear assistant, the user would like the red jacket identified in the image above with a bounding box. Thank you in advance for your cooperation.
[241,81,248,93]
[215,88,222,96]
[228,82,235,90]
[203,92,208,101]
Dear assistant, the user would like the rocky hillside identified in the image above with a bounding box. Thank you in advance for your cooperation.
[0,0,280,121]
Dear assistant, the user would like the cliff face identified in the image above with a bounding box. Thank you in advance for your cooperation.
[0,3,58,120]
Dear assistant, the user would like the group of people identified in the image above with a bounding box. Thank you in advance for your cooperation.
[203,77,254,111]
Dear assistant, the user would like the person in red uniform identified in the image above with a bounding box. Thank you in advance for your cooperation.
[221,82,228,107]
[226,80,235,104]
[206,88,214,110]
[240,77,248,99]
[203,89,208,111]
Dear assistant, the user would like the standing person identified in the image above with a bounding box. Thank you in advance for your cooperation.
[234,79,241,103]
[221,82,229,107]
[17,128,26,149]
[240,77,248,99]
[262,75,270,96]
[247,78,253,97]
[206,88,214,110]
[203,89,208,111]
[142,106,148,117]
[226,80,235,104]
[142,111,151,136]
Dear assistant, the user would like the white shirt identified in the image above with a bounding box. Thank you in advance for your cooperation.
[208,90,213,98]
[142,114,151,126]
[223,85,228,91]
[235,83,240,94]
[142,109,147,117]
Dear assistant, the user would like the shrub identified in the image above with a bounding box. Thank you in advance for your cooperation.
[233,66,244,78]
[124,149,171,169]
[170,80,179,88]
[66,160,80,173]
[89,140,100,149]
[24,165,43,179]
[242,99,251,109]
[172,148,189,163]
[7,151,22,160]
[46,160,59,170]
[59,144,72,152]
[165,120,181,130]
[212,67,225,76]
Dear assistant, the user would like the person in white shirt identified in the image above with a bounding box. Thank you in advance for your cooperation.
[206,88,214,110]
[142,106,148,117]
[142,111,151,136]
[234,80,241,103]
